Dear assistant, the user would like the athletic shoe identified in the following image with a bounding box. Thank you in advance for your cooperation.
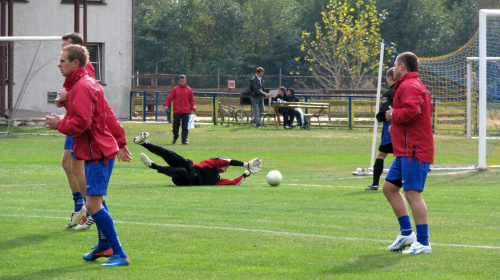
[402,242,432,254]
[83,244,113,261]
[133,132,149,144]
[182,141,189,145]
[387,232,416,251]
[100,255,130,267]
[75,216,94,231]
[172,137,178,144]
[256,125,262,129]
[352,168,373,176]
[66,206,87,229]
[290,124,297,128]
[365,185,379,191]
[140,153,153,167]
[284,126,290,129]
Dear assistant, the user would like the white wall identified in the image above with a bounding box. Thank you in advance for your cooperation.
[12,0,132,119]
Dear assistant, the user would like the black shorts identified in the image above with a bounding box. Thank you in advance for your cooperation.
[378,142,393,154]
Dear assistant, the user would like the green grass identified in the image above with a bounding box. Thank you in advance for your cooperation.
[1,123,499,280]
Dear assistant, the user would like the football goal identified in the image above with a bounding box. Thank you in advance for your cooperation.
[370,9,500,170]
[0,36,62,136]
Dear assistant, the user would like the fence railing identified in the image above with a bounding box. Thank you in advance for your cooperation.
[130,91,475,133]
[130,91,379,129]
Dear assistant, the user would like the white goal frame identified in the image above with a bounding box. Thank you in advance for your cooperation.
[368,9,500,171]
[478,9,500,170]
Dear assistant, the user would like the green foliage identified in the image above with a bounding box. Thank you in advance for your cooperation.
[299,0,387,89]
[1,123,500,279]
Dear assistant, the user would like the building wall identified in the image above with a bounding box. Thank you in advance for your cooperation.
[11,0,132,119]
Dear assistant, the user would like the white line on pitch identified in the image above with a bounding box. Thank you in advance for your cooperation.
[3,214,499,250]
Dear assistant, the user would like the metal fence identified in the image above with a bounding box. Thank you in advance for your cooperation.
[130,91,378,129]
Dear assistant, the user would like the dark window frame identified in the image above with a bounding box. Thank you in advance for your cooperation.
[61,0,105,4]
[87,42,105,85]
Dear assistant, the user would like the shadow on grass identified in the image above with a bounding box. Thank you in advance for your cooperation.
[1,264,94,280]
[0,231,62,251]
[324,252,404,275]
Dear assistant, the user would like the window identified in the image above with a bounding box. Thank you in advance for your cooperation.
[87,43,104,84]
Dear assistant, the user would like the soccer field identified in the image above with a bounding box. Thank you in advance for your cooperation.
[1,123,499,280]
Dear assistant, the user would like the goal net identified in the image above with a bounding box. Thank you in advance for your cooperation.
[370,10,500,170]
[0,37,63,136]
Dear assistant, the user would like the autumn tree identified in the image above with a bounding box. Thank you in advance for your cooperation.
[299,0,387,89]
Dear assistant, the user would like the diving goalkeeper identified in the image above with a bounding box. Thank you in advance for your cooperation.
[133,132,262,186]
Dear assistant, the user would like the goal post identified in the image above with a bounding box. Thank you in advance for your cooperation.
[478,9,500,170]
[0,36,62,136]
[368,10,500,170]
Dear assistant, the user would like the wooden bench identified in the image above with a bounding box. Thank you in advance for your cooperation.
[271,102,329,129]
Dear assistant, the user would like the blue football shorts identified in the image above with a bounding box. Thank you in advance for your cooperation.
[385,156,430,192]
[84,159,115,196]
[63,136,75,158]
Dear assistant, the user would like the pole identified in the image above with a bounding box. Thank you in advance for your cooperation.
[370,40,385,169]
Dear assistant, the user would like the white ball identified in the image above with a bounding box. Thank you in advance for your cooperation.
[266,170,282,186]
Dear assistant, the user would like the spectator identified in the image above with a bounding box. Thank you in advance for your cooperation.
[286,88,309,130]
[249,67,272,129]
[271,86,294,129]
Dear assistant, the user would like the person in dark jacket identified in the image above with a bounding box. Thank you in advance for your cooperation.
[366,67,395,191]
[134,132,262,186]
[164,75,195,144]
[271,86,294,129]
[249,67,273,129]
[286,88,309,129]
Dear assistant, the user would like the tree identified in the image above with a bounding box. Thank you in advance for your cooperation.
[298,0,387,89]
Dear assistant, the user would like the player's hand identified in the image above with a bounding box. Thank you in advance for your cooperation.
[386,106,393,121]
[243,169,251,178]
[246,158,262,173]
[117,146,132,162]
[45,113,60,129]
[58,89,68,101]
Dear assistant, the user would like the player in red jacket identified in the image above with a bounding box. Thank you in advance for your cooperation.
[133,132,262,186]
[383,52,434,255]
[164,75,195,145]
[46,45,132,267]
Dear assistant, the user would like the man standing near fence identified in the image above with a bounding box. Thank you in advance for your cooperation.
[164,75,195,145]
[249,67,272,129]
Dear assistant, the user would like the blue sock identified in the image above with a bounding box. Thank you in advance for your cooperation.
[398,215,413,236]
[92,208,127,258]
[416,224,429,246]
[102,199,109,212]
[72,192,85,212]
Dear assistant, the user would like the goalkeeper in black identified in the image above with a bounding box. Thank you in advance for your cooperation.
[133,132,262,186]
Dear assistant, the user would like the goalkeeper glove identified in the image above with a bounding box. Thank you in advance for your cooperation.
[244,158,262,173]
[243,169,251,178]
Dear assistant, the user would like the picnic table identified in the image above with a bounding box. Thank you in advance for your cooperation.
[268,101,330,129]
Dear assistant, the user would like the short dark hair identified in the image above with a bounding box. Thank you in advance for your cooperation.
[62,33,84,45]
[386,67,395,79]
[397,52,419,72]
[63,45,89,67]
[178,74,186,80]
[256,67,264,74]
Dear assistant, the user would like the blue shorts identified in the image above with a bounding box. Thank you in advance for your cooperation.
[64,136,75,158]
[385,157,430,192]
[84,159,115,196]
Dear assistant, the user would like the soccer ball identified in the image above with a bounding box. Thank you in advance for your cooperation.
[266,170,282,187]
